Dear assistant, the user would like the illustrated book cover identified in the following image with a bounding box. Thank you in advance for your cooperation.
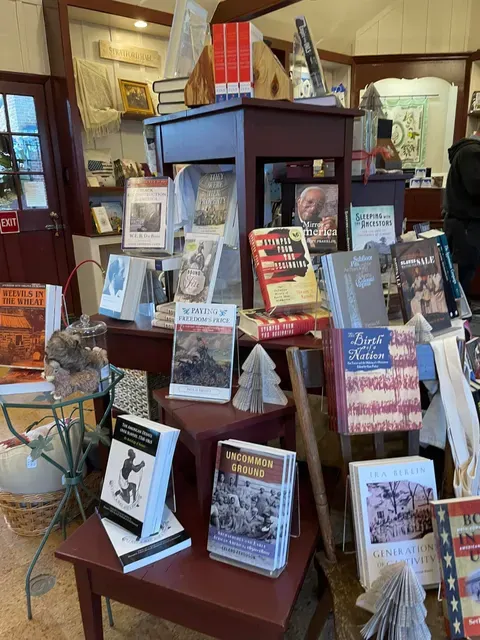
[100,201,123,233]
[351,456,439,590]
[0,366,53,395]
[350,205,396,284]
[294,184,338,253]
[431,496,480,639]
[91,206,113,234]
[249,227,319,313]
[328,326,422,434]
[192,171,237,239]
[122,177,174,254]
[0,283,61,369]
[101,505,191,573]
[99,255,147,321]
[239,308,329,341]
[174,233,224,304]
[391,239,451,333]
[100,414,179,538]
[169,303,236,402]
[321,250,388,328]
[207,440,296,574]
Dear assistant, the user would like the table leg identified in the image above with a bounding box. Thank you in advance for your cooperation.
[74,566,104,640]
[280,415,296,452]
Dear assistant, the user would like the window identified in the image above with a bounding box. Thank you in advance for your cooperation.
[0,94,48,211]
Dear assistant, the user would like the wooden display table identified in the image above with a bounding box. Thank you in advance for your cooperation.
[55,476,319,640]
[153,388,296,515]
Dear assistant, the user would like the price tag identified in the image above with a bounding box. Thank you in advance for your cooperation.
[26,455,37,469]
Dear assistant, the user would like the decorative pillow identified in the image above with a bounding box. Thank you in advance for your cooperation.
[0,421,83,494]
[84,149,115,187]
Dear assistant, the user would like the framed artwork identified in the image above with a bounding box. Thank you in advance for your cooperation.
[382,97,429,169]
[118,80,154,116]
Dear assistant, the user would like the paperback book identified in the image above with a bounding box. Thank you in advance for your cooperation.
[419,229,460,319]
[238,308,330,341]
[431,496,480,639]
[101,505,191,573]
[349,205,396,284]
[100,414,180,538]
[100,201,123,233]
[91,206,113,234]
[0,283,61,369]
[122,177,175,254]
[326,326,422,434]
[192,171,237,242]
[295,16,327,97]
[169,303,236,402]
[174,233,223,304]
[321,250,388,328]
[249,227,319,313]
[0,366,53,395]
[391,239,451,333]
[294,184,338,253]
[208,439,296,575]
[350,456,439,590]
[99,255,147,321]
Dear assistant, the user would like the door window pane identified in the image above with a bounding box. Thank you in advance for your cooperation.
[0,134,13,171]
[20,174,48,209]
[0,174,19,210]
[6,95,38,133]
[0,96,6,133]
[13,136,43,172]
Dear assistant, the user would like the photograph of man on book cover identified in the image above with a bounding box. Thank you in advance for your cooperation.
[129,202,161,233]
[295,185,338,253]
[366,480,434,544]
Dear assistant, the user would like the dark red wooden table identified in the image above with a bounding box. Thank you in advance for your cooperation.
[153,388,297,515]
[55,477,319,640]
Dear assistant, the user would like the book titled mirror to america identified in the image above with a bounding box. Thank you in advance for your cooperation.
[169,303,236,403]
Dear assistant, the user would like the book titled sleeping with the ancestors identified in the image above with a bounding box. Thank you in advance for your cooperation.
[169,303,236,402]
[208,440,296,574]
[328,326,422,434]
[100,415,179,538]
[350,457,439,590]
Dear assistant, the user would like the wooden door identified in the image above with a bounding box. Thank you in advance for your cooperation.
[0,77,74,297]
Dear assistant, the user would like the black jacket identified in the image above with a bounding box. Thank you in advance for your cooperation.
[445,137,480,221]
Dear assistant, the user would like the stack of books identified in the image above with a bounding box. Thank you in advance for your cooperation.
[207,439,296,576]
[153,77,188,115]
[99,414,191,572]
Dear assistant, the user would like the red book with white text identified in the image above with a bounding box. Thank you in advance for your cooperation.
[225,23,239,99]
[238,23,263,98]
[212,24,227,102]
[239,308,329,341]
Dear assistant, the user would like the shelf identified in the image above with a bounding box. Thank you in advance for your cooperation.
[87,186,124,195]
[468,111,480,117]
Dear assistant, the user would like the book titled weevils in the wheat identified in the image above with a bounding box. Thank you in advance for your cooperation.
[169,303,236,403]
[100,414,179,538]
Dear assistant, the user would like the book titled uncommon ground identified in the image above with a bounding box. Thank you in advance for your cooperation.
[100,414,180,538]
[208,439,296,576]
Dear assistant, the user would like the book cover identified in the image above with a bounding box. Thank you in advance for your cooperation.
[324,250,388,328]
[239,308,329,341]
[100,201,123,233]
[294,184,338,253]
[391,239,451,333]
[169,303,236,402]
[238,23,262,98]
[225,23,239,99]
[207,441,287,572]
[432,497,480,639]
[99,255,130,319]
[467,338,480,381]
[193,172,236,237]
[0,284,48,369]
[102,506,191,573]
[122,177,173,253]
[352,457,439,590]
[92,206,113,234]
[335,327,422,434]
[212,24,227,102]
[295,16,327,97]
[249,227,318,313]
[100,415,161,537]
[0,366,53,395]
[350,205,396,283]
[174,233,223,304]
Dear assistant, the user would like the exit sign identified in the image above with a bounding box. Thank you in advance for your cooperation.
[0,211,19,234]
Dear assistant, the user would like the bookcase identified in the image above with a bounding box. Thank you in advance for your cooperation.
[146,98,362,308]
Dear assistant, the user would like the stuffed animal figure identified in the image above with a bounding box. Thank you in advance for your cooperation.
[43,330,109,399]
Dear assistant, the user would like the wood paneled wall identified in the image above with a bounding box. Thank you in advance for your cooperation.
[355,0,471,55]
[0,0,49,74]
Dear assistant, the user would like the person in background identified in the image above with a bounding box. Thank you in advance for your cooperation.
[443,132,480,296]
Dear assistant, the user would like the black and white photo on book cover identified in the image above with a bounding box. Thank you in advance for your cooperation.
[99,254,129,315]
[294,184,338,253]
[122,178,170,251]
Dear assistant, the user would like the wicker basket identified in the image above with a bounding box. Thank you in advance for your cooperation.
[0,472,102,537]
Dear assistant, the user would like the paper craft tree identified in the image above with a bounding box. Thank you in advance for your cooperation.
[233,344,288,413]
[360,562,430,640]
[406,313,434,344]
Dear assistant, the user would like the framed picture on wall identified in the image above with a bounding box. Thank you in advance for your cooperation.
[119,80,155,116]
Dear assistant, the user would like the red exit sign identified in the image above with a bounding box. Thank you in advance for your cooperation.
[0,211,19,234]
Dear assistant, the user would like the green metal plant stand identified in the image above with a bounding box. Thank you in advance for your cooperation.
[0,365,124,620]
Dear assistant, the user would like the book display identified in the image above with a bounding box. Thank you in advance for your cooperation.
[349,205,396,283]
[294,184,338,253]
[99,255,147,321]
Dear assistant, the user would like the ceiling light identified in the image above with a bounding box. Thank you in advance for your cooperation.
[134,20,148,28]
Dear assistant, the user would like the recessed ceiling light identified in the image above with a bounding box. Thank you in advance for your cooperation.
[134,20,148,28]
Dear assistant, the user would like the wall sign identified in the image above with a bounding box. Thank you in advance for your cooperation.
[0,211,19,234]
[99,40,161,68]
